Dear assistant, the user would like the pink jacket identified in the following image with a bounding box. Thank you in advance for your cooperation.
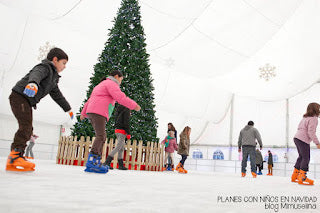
[294,116,319,145]
[81,78,137,121]
[161,137,178,153]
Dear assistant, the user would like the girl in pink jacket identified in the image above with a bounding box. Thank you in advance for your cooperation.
[81,70,140,173]
[161,130,178,171]
[291,102,320,185]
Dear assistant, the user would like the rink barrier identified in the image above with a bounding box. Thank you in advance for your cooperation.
[56,136,165,171]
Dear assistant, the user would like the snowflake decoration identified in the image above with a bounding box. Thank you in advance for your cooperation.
[165,57,175,68]
[38,41,55,61]
[259,63,276,81]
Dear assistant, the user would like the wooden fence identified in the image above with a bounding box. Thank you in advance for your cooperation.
[56,136,165,171]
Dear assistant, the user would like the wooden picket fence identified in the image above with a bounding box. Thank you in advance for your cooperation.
[56,136,165,171]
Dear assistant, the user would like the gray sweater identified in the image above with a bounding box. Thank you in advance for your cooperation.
[238,125,263,148]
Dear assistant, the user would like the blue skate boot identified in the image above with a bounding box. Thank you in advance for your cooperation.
[166,164,172,171]
[84,153,109,174]
[257,171,263,175]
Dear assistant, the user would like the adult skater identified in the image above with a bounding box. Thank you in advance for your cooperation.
[176,126,191,173]
[238,121,263,178]
[103,105,132,170]
[81,70,140,173]
[6,48,74,172]
[291,103,320,185]
[167,123,177,141]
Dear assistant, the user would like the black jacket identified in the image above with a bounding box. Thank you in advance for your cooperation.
[12,59,71,112]
[268,153,273,165]
[114,105,131,134]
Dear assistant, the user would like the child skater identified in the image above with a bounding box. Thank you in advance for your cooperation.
[176,126,191,173]
[291,102,320,185]
[255,148,263,175]
[103,105,131,170]
[161,130,177,171]
[81,70,140,173]
[7,48,74,172]
[267,150,273,176]
[167,122,178,169]
[25,133,39,159]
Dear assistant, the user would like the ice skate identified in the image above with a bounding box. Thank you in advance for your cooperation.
[291,168,299,182]
[178,167,187,173]
[297,170,314,185]
[251,172,257,178]
[241,172,246,177]
[118,159,128,170]
[6,148,35,172]
[257,171,262,175]
[84,153,108,174]
[175,162,182,171]
[103,155,113,170]
[166,166,172,171]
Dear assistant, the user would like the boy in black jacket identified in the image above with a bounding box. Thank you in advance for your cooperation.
[7,47,73,172]
[103,105,131,170]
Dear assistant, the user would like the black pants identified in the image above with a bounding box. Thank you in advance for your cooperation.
[9,91,33,151]
[256,164,262,172]
[180,155,188,165]
[294,138,310,171]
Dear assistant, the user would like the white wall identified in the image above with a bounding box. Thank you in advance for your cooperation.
[0,114,61,159]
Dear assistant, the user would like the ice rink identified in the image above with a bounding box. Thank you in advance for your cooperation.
[1,157,320,213]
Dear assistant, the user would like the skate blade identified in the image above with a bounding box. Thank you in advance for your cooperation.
[84,168,108,174]
[298,181,314,185]
[6,165,35,172]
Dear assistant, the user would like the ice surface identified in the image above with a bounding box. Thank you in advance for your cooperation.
[0,157,319,213]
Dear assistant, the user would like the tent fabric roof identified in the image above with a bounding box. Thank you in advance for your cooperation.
[0,0,319,144]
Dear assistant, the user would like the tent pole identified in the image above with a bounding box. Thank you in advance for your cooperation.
[229,94,234,160]
[285,98,289,163]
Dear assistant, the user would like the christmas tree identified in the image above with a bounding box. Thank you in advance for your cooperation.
[71,0,158,143]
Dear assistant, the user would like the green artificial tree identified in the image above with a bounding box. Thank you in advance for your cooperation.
[71,0,158,144]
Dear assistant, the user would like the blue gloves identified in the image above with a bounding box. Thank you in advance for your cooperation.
[23,83,38,97]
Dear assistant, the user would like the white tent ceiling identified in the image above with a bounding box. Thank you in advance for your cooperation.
[0,0,319,144]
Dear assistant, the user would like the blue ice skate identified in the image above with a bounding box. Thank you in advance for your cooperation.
[84,153,109,174]
[257,171,263,175]
[166,166,172,171]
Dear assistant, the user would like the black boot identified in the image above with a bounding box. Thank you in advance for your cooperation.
[103,155,113,170]
[118,159,128,170]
